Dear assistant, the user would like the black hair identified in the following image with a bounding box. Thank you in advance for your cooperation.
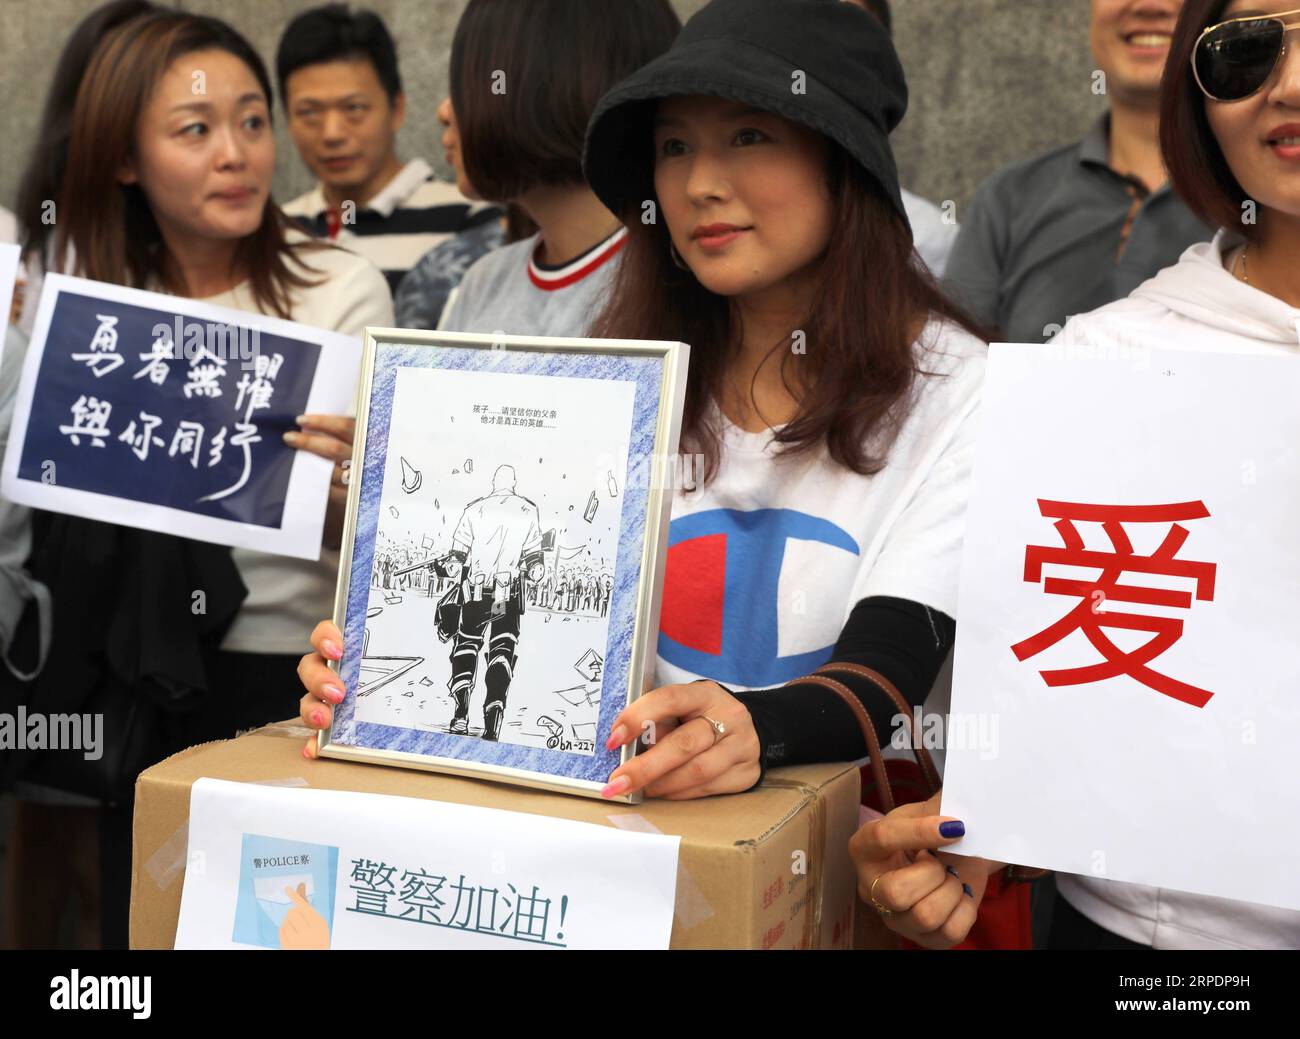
[275,3,402,105]
[860,0,892,35]
[15,0,156,267]
[1161,0,1256,238]
[451,0,680,200]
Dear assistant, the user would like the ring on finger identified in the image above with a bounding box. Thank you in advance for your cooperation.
[699,714,726,747]
[869,874,893,918]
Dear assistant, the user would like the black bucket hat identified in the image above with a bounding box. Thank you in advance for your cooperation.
[583,0,910,231]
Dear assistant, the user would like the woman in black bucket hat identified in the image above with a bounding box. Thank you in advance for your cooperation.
[296,0,1023,948]
[584,0,1016,948]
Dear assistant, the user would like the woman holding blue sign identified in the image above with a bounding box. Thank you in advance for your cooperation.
[11,7,392,947]
[297,0,1028,949]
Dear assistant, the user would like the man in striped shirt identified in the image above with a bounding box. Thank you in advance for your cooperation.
[276,4,499,298]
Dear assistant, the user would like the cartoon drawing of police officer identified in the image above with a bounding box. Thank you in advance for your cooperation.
[437,464,544,740]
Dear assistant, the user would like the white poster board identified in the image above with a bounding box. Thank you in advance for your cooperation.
[942,343,1300,912]
[1,274,361,559]
[176,778,680,949]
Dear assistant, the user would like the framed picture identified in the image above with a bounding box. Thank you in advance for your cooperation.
[318,329,689,801]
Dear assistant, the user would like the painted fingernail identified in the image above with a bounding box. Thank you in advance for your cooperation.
[282,431,302,445]
[600,776,630,799]
[295,414,309,425]
[963,883,974,898]
[945,865,960,879]
[938,821,966,838]
[323,684,345,703]
[606,726,627,751]
[322,640,342,660]
[310,708,325,727]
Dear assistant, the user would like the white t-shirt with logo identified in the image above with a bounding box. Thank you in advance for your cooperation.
[655,318,986,693]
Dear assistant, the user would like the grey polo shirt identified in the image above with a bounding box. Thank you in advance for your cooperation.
[943,114,1214,344]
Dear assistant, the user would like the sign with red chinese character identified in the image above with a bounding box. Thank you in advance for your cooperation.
[0,274,361,559]
[1012,499,1218,708]
[942,343,1300,913]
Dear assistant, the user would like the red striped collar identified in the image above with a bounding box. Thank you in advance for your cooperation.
[527,226,628,291]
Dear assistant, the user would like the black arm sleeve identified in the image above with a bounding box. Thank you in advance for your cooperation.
[729,596,955,775]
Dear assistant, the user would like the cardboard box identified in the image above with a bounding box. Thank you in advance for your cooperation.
[131,720,861,949]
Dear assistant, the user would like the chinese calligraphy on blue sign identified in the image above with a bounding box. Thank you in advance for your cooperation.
[1,274,363,560]
[18,290,318,527]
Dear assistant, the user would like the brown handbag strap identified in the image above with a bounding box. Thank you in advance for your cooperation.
[811,662,942,796]
[793,675,897,814]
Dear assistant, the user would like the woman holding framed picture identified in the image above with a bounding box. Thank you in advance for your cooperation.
[298,0,1018,949]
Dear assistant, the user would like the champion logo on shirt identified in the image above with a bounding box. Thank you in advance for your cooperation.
[658,508,860,687]
[527,226,628,291]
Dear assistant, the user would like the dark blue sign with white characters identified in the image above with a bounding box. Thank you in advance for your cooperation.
[18,290,320,529]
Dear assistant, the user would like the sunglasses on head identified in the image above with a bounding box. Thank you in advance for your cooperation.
[1193,7,1300,101]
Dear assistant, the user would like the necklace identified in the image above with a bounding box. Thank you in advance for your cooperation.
[1234,243,1250,285]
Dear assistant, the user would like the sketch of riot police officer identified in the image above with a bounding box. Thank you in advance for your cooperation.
[437,464,545,740]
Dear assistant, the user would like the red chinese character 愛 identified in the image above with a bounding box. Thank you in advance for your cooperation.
[1011,500,1217,708]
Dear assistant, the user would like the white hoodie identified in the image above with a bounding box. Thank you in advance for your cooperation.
[1051,229,1300,950]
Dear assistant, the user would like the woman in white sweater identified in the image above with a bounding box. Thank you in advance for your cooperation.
[3,8,391,948]
[1047,0,1300,949]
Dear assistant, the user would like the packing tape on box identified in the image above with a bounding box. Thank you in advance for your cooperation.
[606,813,715,929]
[761,778,827,950]
[253,721,318,740]
[142,817,191,891]
[142,777,310,890]
[245,777,312,787]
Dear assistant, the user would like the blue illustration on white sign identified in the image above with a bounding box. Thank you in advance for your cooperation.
[232,833,339,949]
[16,290,319,528]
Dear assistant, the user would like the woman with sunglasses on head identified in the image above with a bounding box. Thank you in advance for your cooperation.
[1047,0,1300,948]
[296,0,1035,950]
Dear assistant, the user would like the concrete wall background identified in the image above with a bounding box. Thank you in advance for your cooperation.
[0,0,1104,224]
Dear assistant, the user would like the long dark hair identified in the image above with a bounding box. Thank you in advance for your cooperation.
[590,142,988,484]
[55,9,325,317]
[15,0,156,269]
[450,0,680,202]
[1161,0,1257,238]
